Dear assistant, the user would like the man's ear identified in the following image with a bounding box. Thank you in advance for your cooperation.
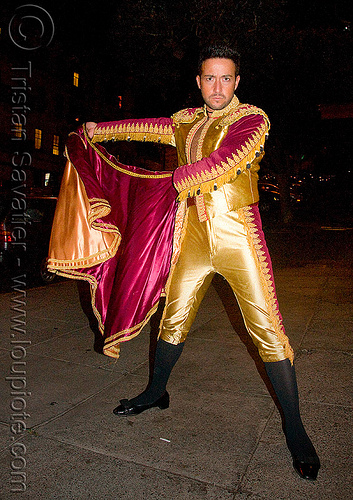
[234,75,240,91]
[196,75,201,89]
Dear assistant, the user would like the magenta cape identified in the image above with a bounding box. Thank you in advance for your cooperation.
[48,128,178,358]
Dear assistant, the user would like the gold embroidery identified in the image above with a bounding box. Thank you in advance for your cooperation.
[196,118,213,161]
[173,107,204,124]
[185,116,207,164]
[92,121,175,146]
[47,233,120,268]
[170,201,188,267]
[195,195,208,222]
[219,103,269,128]
[175,123,268,200]
[240,206,294,364]
[87,197,111,225]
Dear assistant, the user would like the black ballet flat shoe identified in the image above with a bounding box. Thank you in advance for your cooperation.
[292,456,320,481]
[113,392,169,416]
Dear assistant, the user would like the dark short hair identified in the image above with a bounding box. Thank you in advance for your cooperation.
[197,45,240,76]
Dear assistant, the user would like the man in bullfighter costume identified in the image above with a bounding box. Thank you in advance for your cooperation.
[49,44,320,480]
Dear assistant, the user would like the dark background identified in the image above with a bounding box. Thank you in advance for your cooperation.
[1,1,352,213]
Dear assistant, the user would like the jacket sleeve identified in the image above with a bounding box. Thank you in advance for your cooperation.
[172,113,269,201]
[91,117,176,147]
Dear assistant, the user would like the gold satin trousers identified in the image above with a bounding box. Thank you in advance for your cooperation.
[160,204,294,363]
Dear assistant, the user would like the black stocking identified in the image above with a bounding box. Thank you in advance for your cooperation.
[264,359,319,463]
[129,339,184,406]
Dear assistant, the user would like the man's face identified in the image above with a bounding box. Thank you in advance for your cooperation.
[196,58,240,112]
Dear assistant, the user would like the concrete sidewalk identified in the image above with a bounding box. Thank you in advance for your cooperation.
[0,229,352,499]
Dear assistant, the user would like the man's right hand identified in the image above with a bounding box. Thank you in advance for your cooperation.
[85,122,97,139]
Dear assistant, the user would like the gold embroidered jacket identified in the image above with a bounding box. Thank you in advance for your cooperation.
[92,95,270,221]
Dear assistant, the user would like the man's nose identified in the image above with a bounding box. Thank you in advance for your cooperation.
[213,78,222,92]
